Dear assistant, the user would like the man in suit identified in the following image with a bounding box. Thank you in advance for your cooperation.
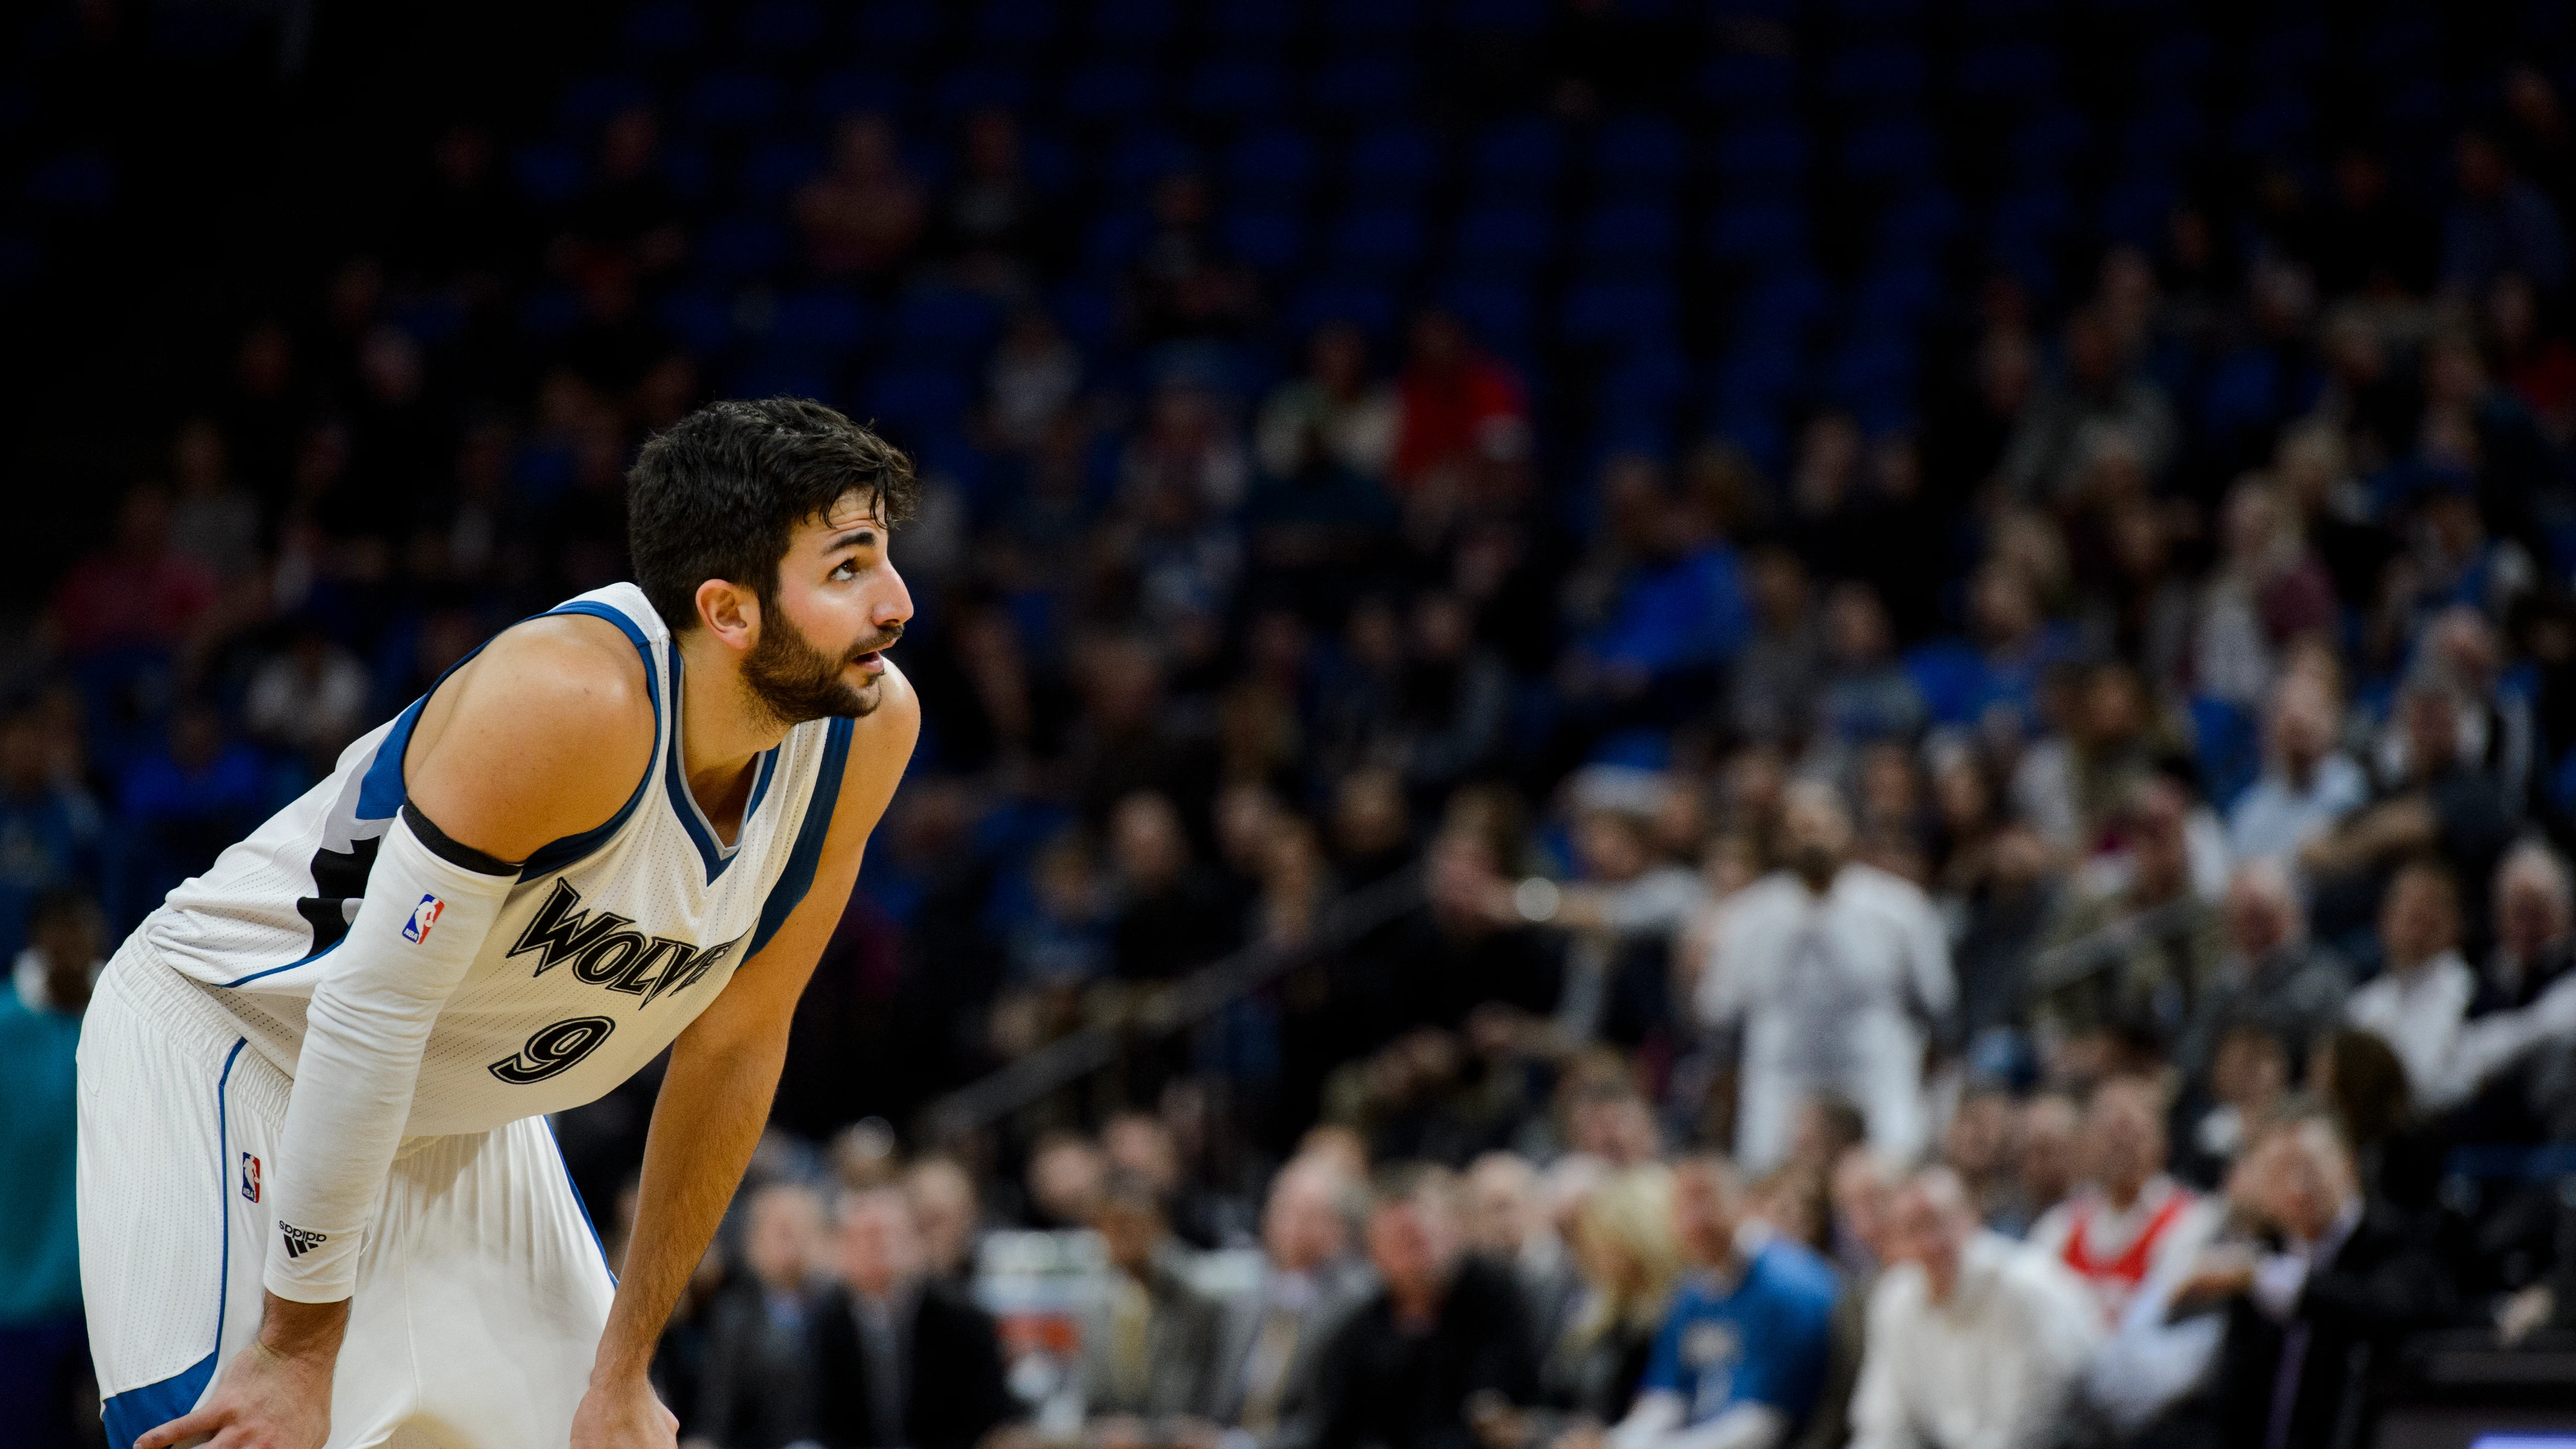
[1076,1171,1229,1434]
[2181,1111,2455,1449]
[1214,1158,1376,1449]
[810,1187,1016,1449]
[692,1181,829,1449]
[1310,1164,1539,1449]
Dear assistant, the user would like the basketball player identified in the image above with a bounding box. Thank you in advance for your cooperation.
[80,398,922,1448]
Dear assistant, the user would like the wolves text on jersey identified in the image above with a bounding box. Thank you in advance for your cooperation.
[505,878,744,1008]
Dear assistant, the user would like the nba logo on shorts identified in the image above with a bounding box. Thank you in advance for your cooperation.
[240,1153,261,1203]
[403,893,445,943]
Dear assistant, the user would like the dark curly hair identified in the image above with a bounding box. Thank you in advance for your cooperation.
[626,397,919,632]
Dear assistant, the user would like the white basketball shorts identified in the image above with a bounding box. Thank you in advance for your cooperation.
[77,939,618,1448]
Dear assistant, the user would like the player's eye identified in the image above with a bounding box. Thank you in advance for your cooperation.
[830,558,858,580]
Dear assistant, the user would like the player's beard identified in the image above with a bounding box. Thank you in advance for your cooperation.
[741,603,898,728]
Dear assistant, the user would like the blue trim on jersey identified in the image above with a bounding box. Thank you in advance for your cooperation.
[543,1115,618,1286]
[660,640,781,882]
[520,602,666,878]
[212,938,340,990]
[103,1037,247,1448]
[747,716,854,958]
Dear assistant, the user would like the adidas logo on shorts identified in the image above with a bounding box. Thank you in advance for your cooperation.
[280,1223,329,1259]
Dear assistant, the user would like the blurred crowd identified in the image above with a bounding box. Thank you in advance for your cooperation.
[10,1,2576,1445]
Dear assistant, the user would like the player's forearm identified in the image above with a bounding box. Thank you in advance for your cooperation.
[255,1292,351,1357]
[590,1025,789,1384]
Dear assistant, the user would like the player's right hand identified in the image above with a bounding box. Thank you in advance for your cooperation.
[134,1338,333,1449]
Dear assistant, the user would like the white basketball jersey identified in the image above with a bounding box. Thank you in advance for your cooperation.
[141,583,855,1138]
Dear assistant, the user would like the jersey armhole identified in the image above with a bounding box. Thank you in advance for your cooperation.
[746,716,856,959]
[355,601,665,877]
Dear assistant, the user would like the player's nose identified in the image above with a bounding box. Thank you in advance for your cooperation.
[872,563,914,628]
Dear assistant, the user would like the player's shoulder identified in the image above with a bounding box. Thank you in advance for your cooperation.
[408,613,659,834]
[838,658,921,787]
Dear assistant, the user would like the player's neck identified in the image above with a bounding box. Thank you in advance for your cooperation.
[673,629,794,841]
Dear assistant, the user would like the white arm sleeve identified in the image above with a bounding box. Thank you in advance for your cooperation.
[264,803,520,1302]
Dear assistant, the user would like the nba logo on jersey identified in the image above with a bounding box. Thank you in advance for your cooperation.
[240,1153,261,1203]
[403,893,445,943]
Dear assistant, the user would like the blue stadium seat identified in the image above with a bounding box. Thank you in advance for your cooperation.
[2251,20,2328,78]
[1732,267,1831,341]
[1223,208,1307,273]
[1874,187,1963,256]
[2360,12,2443,78]
[862,366,972,436]
[1309,54,1414,117]
[1823,47,1928,111]
[2120,105,2203,170]
[853,0,944,59]
[739,0,826,59]
[696,215,791,280]
[1439,277,1536,353]
[557,73,653,135]
[1469,116,1566,202]
[620,0,703,59]
[1590,115,1686,197]
[657,285,739,359]
[1710,120,1811,191]
[890,287,1002,363]
[1079,208,1153,272]
[1449,0,1548,37]
[770,286,872,359]
[1952,41,2058,106]
[1328,206,1429,274]
[1088,0,1177,51]
[511,142,585,210]
[2007,109,2090,180]
[1957,0,2049,31]
[1710,341,1801,416]
[809,70,907,123]
[1451,205,1553,274]
[1987,187,2072,249]
[1707,198,1808,267]
[935,64,1028,117]
[1328,0,1419,42]
[1227,127,1319,202]
[1694,52,1797,117]
[1288,276,1400,340]
[662,139,716,208]
[1852,262,1941,325]
[741,138,824,203]
[976,0,1060,53]
[518,284,585,340]
[1103,130,1198,197]
[1345,124,1441,199]
[1208,0,1296,45]
[1580,202,1679,267]
[2097,174,2178,246]
[2380,79,2453,142]
[1188,56,1289,119]
[686,69,786,134]
[2233,96,2313,155]
[2132,32,2214,98]
[1841,121,1936,183]
[1061,62,1161,124]
[1048,281,1120,353]
[1561,275,1679,348]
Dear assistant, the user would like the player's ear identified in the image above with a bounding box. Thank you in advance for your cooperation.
[694,577,761,653]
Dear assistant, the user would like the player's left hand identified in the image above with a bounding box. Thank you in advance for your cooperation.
[570,1373,679,1449]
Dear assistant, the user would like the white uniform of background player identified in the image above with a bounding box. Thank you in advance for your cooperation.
[76,400,920,1449]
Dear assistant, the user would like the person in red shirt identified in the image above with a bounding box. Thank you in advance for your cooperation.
[2026,1075,2223,1326]
[44,484,218,660]
[1390,310,1530,497]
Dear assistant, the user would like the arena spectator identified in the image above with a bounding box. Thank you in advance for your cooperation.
[1215,1157,1374,1449]
[693,1182,829,1449]
[2443,129,2571,301]
[1700,781,1953,1171]
[2188,1113,2456,1449]
[2036,774,2226,1070]
[1076,1172,1227,1427]
[902,1157,983,1286]
[2014,1095,2084,1234]
[2343,860,2481,1109]
[2027,1077,2222,1326]
[1312,1166,1539,1449]
[1608,1156,1838,1449]
[1847,1169,2100,1449]
[0,888,98,1446]
[1463,1151,1584,1348]
[2175,860,2352,1088]
[1257,323,1403,487]
[810,1188,1015,1449]
[1391,312,1530,496]
[796,113,927,280]
[0,711,103,963]
[2224,672,2368,869]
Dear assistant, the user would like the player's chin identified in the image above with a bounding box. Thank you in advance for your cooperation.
[836,675,884,717]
